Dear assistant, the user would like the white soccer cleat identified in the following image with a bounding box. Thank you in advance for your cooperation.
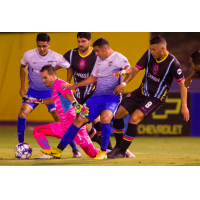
[125,149,136,158]
[34,154,54,159]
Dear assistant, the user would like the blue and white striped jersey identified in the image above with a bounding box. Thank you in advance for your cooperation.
[21,48,70,91]
[92,52,130,96]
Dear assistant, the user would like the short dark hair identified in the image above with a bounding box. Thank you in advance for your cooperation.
[77,32,91,40]
[36,33,50,42]
[150,35,167,46]
[190,50,200,65]
[40,65,56,75]
[93,38,110,48]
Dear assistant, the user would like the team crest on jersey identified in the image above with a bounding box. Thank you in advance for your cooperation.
[177,69,182,75]
[79,59,85,70]
[109,61,113,66]
[153,64,159,75]
[48,61,53,65]
[126,93,131,97]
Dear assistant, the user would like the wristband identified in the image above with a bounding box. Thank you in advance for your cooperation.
[121,82,127,86]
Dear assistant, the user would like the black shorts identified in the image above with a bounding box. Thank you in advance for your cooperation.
[75,91,94,105]
[121,88,164,117]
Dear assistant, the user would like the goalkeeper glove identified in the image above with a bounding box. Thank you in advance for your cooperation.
[22,96,43,104]
[71,101,89,118]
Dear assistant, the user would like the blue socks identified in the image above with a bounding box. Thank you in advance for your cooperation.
[58,123,79,150]
[17,117,26,143]
[69,140,79,151]
[101,123,111,150]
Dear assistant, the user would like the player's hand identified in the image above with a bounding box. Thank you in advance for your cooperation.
[111,70,126,80]
[113,84,125,95]
[184,78,192,88]
[60,83,75,90]
[23,97,43,104]
[181,105,189,122]
[19,87,26,97]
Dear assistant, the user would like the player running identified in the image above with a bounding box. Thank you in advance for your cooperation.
[56,32,112,150]
[26,65,101,159]
[18,33,81,159]
[41,38,135,159]
[184,50,200,88]
[107,35,190,158]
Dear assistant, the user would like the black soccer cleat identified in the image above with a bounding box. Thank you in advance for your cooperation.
[107,146,121,158]
[108,151,126,159]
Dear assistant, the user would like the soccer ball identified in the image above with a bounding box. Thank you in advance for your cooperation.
[14,143,32,159]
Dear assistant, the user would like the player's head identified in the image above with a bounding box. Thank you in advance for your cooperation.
[190,50,200,74]
[40,65,57,87]
[93,38,110,60]
[77,32,92,53]
[36,33,50,56]
[150,35,167,60]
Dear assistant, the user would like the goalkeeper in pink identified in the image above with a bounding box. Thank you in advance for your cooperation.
[29,65,100,159]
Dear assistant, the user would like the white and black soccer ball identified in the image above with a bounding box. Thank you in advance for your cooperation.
[14,143,32,159]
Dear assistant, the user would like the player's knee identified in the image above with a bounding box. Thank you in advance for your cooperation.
[73,115,88,128]
[129,115,141,124]
[33,126,39,136]
[100,116,110,124]
[18,111,28,119]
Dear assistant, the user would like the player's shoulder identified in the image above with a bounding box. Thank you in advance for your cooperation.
[23,48,37,56]
[169,53,181,66]
[49,49,63,57]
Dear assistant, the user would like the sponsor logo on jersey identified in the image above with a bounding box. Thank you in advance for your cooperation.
[177,69,182,75]
[74,71,89,79]
[126,93,131,97]
[48,61,53,65]
[79,59,85,70]
[148,73,160,82]
[109,61,113,66]
[153,64,159,75]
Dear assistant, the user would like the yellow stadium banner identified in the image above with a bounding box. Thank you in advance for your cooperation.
[0,32,150,122]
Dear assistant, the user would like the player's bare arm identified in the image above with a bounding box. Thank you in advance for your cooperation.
[178,79,190,121]
[66,67,73,84]
[111,65,132,80]
[184,71,197,88]
[61,75,98,90]
[113,66,139,95]
[42,97,54,105]
[19,64,27,97]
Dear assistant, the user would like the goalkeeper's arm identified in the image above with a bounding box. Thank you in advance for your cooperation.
[23,97,54,104]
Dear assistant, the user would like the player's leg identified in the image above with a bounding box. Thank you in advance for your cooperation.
[76,97,101,146]
[33,124,56,159]
[47,104,81,158]
[17,101,38,143]
[110,96,164,158]
[93,116,113,150]
[41,115,90,157]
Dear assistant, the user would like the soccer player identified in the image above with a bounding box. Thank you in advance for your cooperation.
[18,33,81,158]
[56,32,112,149]
[41,38,133,159]
[107,35,190,158]
[27,65,101,159]
[184,50,200,88]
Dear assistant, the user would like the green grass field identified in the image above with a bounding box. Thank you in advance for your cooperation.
[0,126,200,166]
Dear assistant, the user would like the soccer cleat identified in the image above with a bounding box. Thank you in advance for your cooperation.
[34,154,54,159]
[108,150,126,159]
[107,146,121,158]
[125,149,136,158]
[93,150,107,159]
[41,148,62,159]
[72,150,81,158]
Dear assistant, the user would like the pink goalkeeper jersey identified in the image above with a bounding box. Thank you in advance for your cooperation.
[51,79,76,127]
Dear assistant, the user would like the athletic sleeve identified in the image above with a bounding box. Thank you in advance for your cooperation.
[92,57,99,77]
[63,50,71,63]
[21,51,29,65]
[171,59,184,82]
[135,49,149,70]
[56,53,70,69]
[54,79,73,98]
[117,53,130,69]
